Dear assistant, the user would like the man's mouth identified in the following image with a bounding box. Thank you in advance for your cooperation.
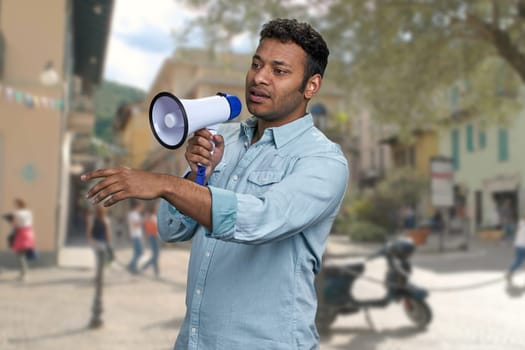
[249,88,270,103]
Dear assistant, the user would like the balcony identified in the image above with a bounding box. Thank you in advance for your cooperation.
[67,110,95,135]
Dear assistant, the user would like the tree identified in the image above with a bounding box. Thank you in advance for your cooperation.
[177,0,525,129]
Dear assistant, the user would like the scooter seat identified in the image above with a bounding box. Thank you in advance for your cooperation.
[343,263,365,276]
[323,262,364,277]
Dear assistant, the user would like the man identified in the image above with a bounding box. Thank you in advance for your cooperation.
[82,18,348,349]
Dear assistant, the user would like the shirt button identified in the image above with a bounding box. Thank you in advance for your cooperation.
[196,289,201,295]
[232,175,239,181]
[205,251,210,257]
[192,327,197,334]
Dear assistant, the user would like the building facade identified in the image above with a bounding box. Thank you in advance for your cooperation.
[439,112,525,232]
[0,0,113,266]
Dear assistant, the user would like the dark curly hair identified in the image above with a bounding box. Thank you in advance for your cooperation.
[259,18,329,90]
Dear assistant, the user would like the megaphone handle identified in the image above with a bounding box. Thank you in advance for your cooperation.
[196,165,207,185]
[194,126,219,186]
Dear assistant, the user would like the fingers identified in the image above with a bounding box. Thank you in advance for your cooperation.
[100,189,128,207]
[89,180,125,206]
[193,128,213,140]
[186,131,215,167]
[81,167,130,207]
[212,134,224,151]
[84,173,120,200]
[81,167,126,182]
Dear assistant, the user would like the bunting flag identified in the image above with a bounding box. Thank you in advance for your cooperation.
[0,83,63,110]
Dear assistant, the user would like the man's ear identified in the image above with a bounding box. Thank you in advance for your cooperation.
[304,74,322,99]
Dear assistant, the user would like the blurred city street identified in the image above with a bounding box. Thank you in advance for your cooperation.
[1,234,524,350]
[3,2,525,350]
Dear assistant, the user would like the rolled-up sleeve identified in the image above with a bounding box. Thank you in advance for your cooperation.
[207,152,348,245]
[157,198,198,242]
[207,186,238,239]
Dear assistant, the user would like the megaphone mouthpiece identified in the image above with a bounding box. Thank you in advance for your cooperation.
[218,92,242,121]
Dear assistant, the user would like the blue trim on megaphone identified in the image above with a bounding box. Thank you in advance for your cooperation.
[217,92,242,120]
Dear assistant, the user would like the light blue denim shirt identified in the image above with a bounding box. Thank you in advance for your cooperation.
[158,114,349,350]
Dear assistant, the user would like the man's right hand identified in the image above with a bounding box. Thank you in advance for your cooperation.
[185,129,225,180]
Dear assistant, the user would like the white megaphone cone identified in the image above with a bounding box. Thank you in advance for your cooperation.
[149,92,242,185]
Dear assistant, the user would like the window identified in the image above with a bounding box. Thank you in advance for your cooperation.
[451,128,460,170]
[498,128,509,162]
[466,124,474,152]
[478,128,487,149]
[408,146,416,168]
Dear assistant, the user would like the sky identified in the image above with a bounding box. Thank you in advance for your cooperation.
[103,0,253,91]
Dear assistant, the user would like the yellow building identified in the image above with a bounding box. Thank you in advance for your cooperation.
[382,128,440,218]
[385,129,439,178]
[112,100,148,169]
[0,0,113,266]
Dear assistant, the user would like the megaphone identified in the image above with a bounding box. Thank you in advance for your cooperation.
[149,91,242,185]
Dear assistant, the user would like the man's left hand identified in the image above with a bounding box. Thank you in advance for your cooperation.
[81,166,166,207]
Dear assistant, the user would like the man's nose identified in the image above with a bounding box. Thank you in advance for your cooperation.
[253,67,270,85]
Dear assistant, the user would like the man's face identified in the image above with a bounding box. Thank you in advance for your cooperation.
[245,38,311,125]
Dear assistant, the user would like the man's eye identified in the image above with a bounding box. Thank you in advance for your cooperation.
[274,69,287,75]
[252,62,261,69]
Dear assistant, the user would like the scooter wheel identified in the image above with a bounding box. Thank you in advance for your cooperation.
[403,297,432,329]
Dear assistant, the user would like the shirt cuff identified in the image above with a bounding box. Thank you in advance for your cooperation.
[159,199,196,229]
[207,186,237,239]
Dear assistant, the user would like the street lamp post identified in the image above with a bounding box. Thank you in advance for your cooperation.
[88,248,105,329]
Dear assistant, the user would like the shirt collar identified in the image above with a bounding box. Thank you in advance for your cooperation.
[240,114,314,149]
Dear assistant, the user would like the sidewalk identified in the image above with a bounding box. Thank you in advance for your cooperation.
[0,234,518,350]
[0,244,190,350]
[325,232,515,278]
[326,231,512,261]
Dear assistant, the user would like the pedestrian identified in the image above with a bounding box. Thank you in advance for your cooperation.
[141,200,161,277]
[506,213,525,282]
[85,204,112,328]
[3,213,16,249]
[498,199,515,242]
[127,201,144,274]
[11,198,36,281]
[402,206,416,229]
[85,205,113,270]
[81,18,348,349]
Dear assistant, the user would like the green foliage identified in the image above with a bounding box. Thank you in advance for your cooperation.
[94,118,113,141]
[93,80,146,143]
[333,167,427,241]
[347,221,389,243]
[177,0,525,130]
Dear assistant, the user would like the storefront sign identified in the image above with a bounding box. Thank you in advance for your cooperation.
[430,156,454,207]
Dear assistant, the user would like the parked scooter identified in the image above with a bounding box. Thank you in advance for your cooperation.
[316,237,432,333]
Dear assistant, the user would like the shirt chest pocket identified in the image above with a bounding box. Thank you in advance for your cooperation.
[246,170,285,197]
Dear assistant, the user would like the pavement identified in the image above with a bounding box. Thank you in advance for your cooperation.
[0,234,524,350]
